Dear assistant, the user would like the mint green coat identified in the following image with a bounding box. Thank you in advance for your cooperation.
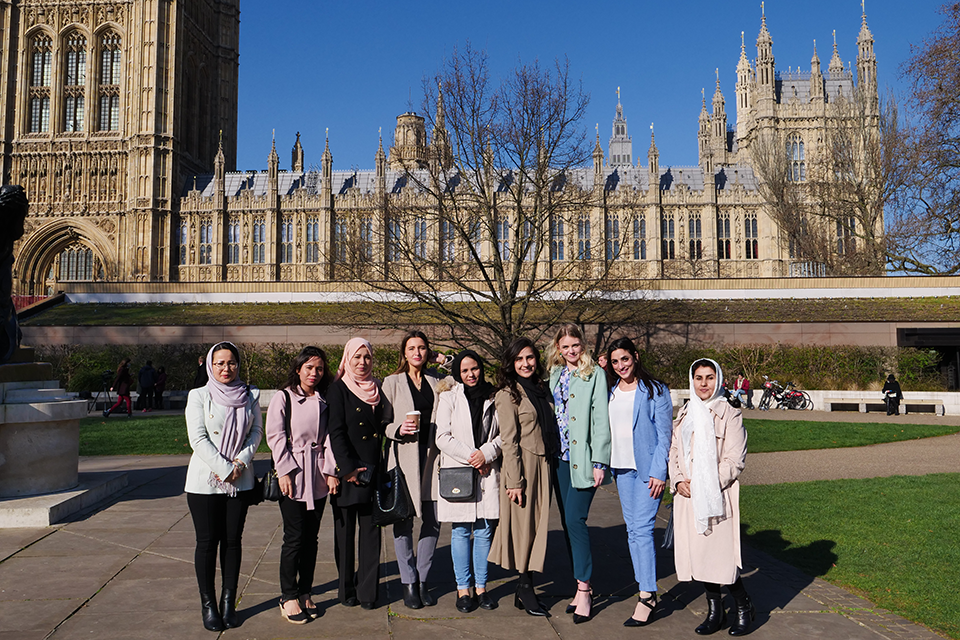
[549,365,612,489]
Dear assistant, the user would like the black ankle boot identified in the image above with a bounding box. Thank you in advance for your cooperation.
[514,573,548,617]
[200,592,224,632]
[220,588,239,629]
[401,582,423,609]
[419,581,436,607]
[728,595,755,636]
[695,597,725,635]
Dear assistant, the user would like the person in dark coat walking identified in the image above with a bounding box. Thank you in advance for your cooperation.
[104,358,133,417]
[138,360,157,411]
[883,374,903,415]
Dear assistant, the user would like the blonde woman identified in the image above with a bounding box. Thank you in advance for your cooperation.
[546,324,610,624]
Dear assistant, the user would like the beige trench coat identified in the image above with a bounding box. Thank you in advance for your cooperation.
[383,370,451,518]
[668,399,747,585]
[435,381,501,523]
[488,387,552,573]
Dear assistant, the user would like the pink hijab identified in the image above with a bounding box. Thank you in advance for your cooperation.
[336,338,380,406]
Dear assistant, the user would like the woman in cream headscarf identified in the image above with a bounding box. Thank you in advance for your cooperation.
[668,359,754,637]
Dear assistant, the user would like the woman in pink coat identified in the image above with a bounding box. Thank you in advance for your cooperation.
[669,359,754,636]
[266,346,339,624]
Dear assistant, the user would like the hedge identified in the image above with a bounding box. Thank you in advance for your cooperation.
[34,342,944,393]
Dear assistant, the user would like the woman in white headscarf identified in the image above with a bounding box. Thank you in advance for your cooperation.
[669,359,753,637]
[185,342,263,632]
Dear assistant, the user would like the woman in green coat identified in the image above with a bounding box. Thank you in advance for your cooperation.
[546,324,611,624]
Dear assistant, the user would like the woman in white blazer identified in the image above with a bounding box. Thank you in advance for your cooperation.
[435,350,501,613]
[185,342,263,632]
[382,330,451,609]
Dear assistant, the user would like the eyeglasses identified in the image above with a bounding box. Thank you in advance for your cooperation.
[212,361,239,370]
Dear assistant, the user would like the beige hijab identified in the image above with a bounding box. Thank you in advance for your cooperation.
[681,358,726,535]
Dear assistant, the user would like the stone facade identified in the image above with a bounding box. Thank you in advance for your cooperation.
[12,7,879,294]
[7,0,239,295]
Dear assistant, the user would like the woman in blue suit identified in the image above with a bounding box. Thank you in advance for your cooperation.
[605,338,672,627]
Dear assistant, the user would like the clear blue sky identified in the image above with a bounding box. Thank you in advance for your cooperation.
[235,1,944,173]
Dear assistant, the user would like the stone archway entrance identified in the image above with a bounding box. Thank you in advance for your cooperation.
[13,220,117,296]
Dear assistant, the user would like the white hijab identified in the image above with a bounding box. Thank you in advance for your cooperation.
[681,358,726,535]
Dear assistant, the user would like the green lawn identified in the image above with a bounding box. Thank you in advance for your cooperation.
[79,414,271,456]
[744,419,960,453]
[741,474,960,639]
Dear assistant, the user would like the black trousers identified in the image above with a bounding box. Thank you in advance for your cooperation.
[187,492,251,595]
[279,496,327,600]
[137,386,155,410]
[332,501,381,604]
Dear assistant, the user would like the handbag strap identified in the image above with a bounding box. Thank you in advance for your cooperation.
[269,390,293,473]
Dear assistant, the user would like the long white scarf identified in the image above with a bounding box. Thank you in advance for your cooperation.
[681,359,726,535]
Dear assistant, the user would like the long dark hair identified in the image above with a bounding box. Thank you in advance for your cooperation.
[211,342,241,365]
[392,330,434,375]
[116,358,130,376]
[497,337,545,404]
[285,346,332,396]
[605,337,665,400]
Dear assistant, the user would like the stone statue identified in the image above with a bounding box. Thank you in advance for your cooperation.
[1,184,29,364]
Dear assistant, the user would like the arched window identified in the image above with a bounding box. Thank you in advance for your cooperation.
[63,32,86,132]
[199,220,213,264]
[306,216,319,263]
[551,216,565,261]
[360,215,374,260]
[29,34,53,133]
[717,213,731,259]
[605,215,620,260]
[633,216,646,260]
[58,245,100,281]
[281,217,294,263]
[497,217,510,260]
[178,221,188,265]
[334,217,347,262]
[688,214,702,259]
[660,214,675,259]
[414,217,428,260]
[252,217,266,263]
[386,218,401,262]
[837,217,856,255]
[98,31,121,131]
[787,133,805,182]
[744,214,759,259]
[227,221,240,264]
[577,214,591,260]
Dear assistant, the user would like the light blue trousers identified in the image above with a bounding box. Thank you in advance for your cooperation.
[450,518,496,590]
[613,468,662,592]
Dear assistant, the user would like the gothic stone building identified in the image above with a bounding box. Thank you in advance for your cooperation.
[6,0,239,295]
[12,7,879,295]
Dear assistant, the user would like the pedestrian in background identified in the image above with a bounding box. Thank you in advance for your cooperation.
[138,359,157,411]
[154,365,168,410]
[103,357,132,417]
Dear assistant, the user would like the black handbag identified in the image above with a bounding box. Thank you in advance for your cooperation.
[439,466,477,502]
[372,441,414,526]
[258,390,291,504]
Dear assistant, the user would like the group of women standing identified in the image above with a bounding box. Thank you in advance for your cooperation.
[182,328,755,636]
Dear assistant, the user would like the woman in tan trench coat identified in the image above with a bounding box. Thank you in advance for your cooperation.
[382,330,451,609]
[669,358,754,636]
[489,337,558,617]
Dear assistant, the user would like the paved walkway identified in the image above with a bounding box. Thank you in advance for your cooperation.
[0,411,953,639]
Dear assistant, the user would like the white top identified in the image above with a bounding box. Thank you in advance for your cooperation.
[608,385,636,470]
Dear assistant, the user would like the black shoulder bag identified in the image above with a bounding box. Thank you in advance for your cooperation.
[257,390,291,504]
[372,440,414,526]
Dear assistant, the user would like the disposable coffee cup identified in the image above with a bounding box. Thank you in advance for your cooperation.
[406,411,421,431]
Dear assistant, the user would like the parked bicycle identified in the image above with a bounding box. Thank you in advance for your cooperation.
[758,376,813,410]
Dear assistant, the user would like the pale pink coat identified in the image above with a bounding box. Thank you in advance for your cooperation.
[669,399,747,585]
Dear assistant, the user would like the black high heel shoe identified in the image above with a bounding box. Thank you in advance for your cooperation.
[624,592,657,627]
[572,587,593,624]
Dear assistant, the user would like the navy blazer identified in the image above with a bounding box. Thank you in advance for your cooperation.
[610,380,673,481]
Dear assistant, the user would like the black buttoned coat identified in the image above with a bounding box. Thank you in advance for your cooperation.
[327,378,386,507]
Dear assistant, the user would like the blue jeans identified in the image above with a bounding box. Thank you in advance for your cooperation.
[553,459,597,582]
[450,519,496,589]
[613,468,661,592]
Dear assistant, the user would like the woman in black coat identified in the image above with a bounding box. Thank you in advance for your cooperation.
[327,338,387,609]
[883,374,903,416]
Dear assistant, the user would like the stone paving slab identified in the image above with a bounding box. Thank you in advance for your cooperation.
[0,455,945,640]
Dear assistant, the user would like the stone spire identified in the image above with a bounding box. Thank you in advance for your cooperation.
[857,2,877,94]
[214,130,225,201]
[736,30,752,112]
[375,127,386,194]
[592,124,604,187]
[267,130,279,198]
[647,123,659,186]
[291,131,304,173]
[756,2,775,99]
[698,88,710,163]
[828,29,844,78]
[608,86,633,168]
[810,40,824,102]
[431,82,453,170]
[321,128,332,195]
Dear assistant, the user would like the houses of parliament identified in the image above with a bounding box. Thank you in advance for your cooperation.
[7,1,880,297]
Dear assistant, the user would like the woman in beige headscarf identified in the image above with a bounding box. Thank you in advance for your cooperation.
[669,358,753,636]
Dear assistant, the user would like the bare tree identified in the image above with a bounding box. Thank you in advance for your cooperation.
[888,3,960,275]
[336,46,634,360]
